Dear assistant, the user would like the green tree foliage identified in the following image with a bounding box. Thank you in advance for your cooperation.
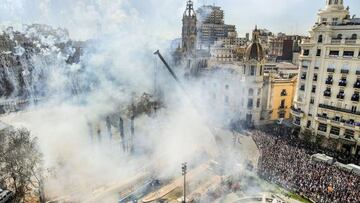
[0,128,44,203]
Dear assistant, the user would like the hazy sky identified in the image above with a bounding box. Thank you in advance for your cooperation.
[0,0,359,40]
[208,0,360,36]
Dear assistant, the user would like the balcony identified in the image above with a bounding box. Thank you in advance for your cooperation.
[338,80,347,87]
[351,94,359,102]
[345,39,357,45]
[337,93,345,99]
[317,130,327,137]
[324,90,331,97]
[329,134,340,139]
[291,106,304,118]
[319,104,360,116]
[302,50,310,56]
[293,120,301,126]
[300,86,305,91]
[325,78,333,85]
[302,38,312,44]
[339,135,357,145]
[301,75,307,80]
[354,81,360,89]
[331,39,341,44]
[317,114,328,122]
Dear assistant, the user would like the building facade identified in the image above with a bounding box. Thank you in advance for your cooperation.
[201,27,267,127]
[267,77,298,121]
[293,0,360,155]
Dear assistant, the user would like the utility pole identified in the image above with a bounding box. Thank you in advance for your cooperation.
[181,162,187,203]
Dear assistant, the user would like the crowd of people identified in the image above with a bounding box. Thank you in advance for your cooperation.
[252,130,360,203]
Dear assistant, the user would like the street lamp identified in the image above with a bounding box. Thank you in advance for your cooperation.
[182,162,187,203]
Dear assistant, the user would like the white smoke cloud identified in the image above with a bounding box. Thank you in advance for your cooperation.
[0,0,224,202]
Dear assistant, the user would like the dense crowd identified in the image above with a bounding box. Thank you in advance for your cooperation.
[252,130,360,203]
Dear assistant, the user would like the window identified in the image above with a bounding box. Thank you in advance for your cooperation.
[329,50,339,56]
[343,51,354,57]
[339,77,347,86]
[280,99,286,108]
[301,73,307,80]
[307,120,311,128]
[310,97,315,104]
[354,79,360,88]
[326,75,333,84]
[300,84,305,91]
[279,112,285,118]
[330,126,340,135]
[318,123,327,132]
[312,85,316,93]
[313,73,318,81]
[351,106,357,113]
[281,89,287,96]
[303,49,310,56]
[344,129,355,139]
[248,99,253,109]
[318,35,323,43]
[337,34,342,39]
[352,92,359,102]
[256,98,261,108]
[351,34,357,39]
[324,87,331,97]
[337,89,345,99]
[314,49,321,57]
[248,88,254,96]
[250,65,256,76]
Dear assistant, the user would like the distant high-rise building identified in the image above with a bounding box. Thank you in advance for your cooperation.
[292,0,360,155]
[196,5,236,46]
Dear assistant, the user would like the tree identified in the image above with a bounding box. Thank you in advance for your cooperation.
[0,128,44,203]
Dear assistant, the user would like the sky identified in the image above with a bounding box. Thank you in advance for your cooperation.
[213,0,360,36]
[0,0,359,40]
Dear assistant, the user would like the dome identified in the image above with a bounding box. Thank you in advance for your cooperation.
[245,41,265,61]
[245,26,265,61]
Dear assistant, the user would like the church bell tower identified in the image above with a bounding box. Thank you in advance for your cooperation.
[182,0,197,55]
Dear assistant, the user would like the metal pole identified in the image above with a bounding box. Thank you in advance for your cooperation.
[182,162,187,203]
[154,50,180,83]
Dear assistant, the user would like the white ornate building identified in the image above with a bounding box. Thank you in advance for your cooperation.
[201,27,266,127]
[292,0,360,155]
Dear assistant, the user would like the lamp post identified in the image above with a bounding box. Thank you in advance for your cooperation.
[181,162,187,203]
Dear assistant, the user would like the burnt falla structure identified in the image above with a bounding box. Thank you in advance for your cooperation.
[87,92,161,153]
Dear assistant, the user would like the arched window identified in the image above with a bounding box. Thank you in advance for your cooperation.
[318,35,323,43]
[248,88,254,96]
[334,0,338,4]
[351,34,357,39]
[337,34,342,39]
